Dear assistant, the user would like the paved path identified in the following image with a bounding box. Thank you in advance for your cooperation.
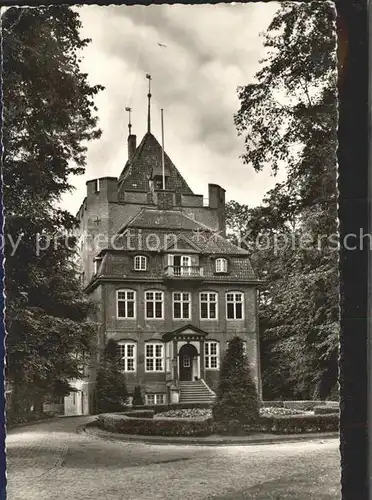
[6,417,340,500]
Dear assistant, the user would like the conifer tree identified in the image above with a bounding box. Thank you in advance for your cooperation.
[213,337,259,425]
[95,340,128,413]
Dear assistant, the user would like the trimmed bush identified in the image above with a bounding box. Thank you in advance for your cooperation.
[120,410,154,419]
[96,413,212,436]
[260,413,339,434]
[132,386,144,406]
[314,405,339,415]
[213,336,259,424]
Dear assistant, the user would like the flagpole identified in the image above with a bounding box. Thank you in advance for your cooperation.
[161,108,165,190]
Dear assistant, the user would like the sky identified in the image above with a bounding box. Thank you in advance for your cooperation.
[61,3,287,215]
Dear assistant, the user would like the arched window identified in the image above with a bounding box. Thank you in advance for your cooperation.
[215,258,228,273]
[134,255,147,271]
[117,341,137,372]
[117,289,136,319]
[145,290,164,319]
[226,291,244,320]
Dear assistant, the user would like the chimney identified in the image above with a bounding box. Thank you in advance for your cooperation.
[128,134,137,161]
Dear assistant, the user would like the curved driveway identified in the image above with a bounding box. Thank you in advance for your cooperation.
[6,417,340,500]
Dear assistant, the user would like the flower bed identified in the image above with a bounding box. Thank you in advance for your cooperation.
[154,407,309,420]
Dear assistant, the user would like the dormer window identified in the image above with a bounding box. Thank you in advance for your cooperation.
[153,175,168,190]
[215,258,228,273]
[134,255,147,271]
[93,258,102,275]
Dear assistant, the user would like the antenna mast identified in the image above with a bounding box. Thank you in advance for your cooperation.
[161,109,165,190]
[146,74,152,133]
[125,107,132,135]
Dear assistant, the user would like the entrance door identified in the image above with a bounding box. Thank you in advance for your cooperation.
[179,344,198,381]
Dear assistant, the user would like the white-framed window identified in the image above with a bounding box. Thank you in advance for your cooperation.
[205,341,219,370]
[173,292,191,319]
[183,355,191,368]
[145,291,164,319]
[117,290,136,319]
[168,254,191,276]
[134,255,147,271]
[226,292,244,320]
[145,393,165,405]
[93,258,102,275]
[200,291,218,320]
[215,258,228,273]
[145,343,164,372]
[118,342,137,372]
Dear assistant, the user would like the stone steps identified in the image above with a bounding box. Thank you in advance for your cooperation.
[179,380,215,404]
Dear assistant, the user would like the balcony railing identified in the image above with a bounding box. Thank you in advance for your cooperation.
[164,266,204,278]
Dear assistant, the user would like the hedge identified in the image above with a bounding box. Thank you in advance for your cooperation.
[314,406,339,415]
[120,410,154,419]
[95,411,339,436]
[262,401,338,411]
[259,413,339,434]
[96,413,213,436]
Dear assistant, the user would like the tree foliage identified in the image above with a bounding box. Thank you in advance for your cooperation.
[230,1,339,400]
[3,6,103,410]
[95,340,129,413]
[213,337,259,425]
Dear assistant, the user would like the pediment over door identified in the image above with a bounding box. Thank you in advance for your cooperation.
[162,324,209,342]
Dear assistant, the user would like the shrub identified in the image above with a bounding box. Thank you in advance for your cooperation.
[213,336,259,425]
[260,413,339,434]
[96,340,128,413]
[132,386,144,406]
[314,405,339,415]
[121,410,154,419]
[96,413,213,436]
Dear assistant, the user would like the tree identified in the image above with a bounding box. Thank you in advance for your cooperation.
[95,340,128,413]
[213,337,259,427]
[230,1,339,400]
[2,6,104,413]
[132,386,144,406]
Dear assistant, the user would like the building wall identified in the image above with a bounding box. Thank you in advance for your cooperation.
[96,281,258,394]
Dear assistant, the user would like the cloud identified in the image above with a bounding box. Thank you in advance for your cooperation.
[62,3,284,214]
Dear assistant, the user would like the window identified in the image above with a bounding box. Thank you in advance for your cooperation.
[134,255,147,271]
[205,341,219,370]
[173,292,191,319]
[145,291,164,319]
[93,258,102,275]
[226,292,244,319]
[183,355,191,368]
[168,255,191,276]
[153,175,168,190]
[215,258,228,273]
[145,393,165,405]
[200,292,218,319]
[118,342,136,372]
[117,290,136,319]
[145,343,164,372]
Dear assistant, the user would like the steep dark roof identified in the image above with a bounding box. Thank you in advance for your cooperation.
[110,208,249,256]
[118,132,194,195]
